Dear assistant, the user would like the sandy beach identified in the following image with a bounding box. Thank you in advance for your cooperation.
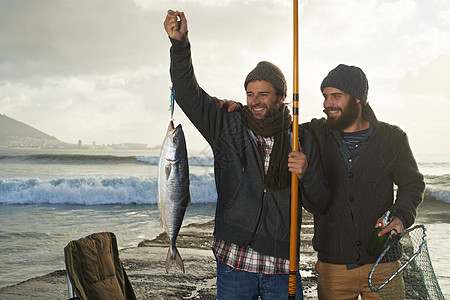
[1,149,448,299]
[0,211,318,300]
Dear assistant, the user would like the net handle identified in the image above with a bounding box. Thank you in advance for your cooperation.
[368,224,427,292]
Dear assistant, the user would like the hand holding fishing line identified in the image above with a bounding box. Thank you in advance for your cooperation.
[165,10,187,120]
[164,10,187,41]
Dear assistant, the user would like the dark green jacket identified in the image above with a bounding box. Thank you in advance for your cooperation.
[303,105,425,264]
[170,35,330,259]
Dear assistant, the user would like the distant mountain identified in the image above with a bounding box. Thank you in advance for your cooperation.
[0,114,69,148]
[0,114,149,150]
[0,114,55,140]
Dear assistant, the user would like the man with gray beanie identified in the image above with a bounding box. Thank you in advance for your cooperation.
[302,64,425,299]
[164,10,329,299]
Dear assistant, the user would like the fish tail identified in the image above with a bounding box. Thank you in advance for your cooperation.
[165,245,185,274]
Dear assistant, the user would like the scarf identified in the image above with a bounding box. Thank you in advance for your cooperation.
[243,105,292,189]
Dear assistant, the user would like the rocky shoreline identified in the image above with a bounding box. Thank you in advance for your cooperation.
[0,210,318,300]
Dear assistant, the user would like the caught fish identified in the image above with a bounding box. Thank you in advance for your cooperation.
[157,120,190,273]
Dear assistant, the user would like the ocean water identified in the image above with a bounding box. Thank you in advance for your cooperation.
[0,148,449,297]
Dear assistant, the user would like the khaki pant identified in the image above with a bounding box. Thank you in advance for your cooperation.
[316,260,405,300]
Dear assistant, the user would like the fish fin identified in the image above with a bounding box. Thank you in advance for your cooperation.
[165,164,172,181]
[165,246,185,274]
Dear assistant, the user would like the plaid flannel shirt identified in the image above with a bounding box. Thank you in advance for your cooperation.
[258,136,273,173]
[211,135,291,274]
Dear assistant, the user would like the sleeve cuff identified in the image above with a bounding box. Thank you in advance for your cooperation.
[170,32,189,51]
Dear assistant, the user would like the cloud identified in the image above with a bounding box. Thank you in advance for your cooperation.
[0,0,449,153]
[0,0,164,81]
[439,10,450,26]
[397,50,450,97]
[0,70,174,145]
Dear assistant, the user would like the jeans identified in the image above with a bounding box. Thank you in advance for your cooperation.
[216,259,304,300]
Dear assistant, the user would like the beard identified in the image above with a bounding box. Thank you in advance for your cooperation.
[263,103,283,120]
[251,99,284,120]
[325,98,360,131]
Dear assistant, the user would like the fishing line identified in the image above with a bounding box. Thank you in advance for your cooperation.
[170,86,175,121]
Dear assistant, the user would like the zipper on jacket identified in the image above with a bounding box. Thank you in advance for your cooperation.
[247,187,265,246]
[246,129,266,246]
[246,137,266,247]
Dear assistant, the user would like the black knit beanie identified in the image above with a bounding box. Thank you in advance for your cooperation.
[245,61,287,97]
[320,64,368,105]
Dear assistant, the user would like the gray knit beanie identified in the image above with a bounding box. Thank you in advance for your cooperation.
[244,61,287,97]
[320,64,368,105]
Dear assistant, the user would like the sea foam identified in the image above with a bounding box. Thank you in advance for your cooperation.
[0,174,217,205]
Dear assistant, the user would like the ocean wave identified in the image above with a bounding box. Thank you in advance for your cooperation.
[0,154,214,167]
[0,174,217,205]
[424,174,450,204]
[0,173,448,206]
[136,155,213,166]
[0,154,141,164]
[427,189,450,205]
[425,174,450,186]
[418,190,450,223]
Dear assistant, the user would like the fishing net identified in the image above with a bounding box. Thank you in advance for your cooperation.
[368,225,444,300]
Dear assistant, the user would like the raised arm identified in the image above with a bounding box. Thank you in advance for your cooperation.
[165,11,238,145]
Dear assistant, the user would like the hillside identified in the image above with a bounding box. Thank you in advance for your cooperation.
[0,114,68,148]
[0,114,55,140]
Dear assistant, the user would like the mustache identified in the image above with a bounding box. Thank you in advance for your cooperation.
[252,104,266,109]
[323,107,342,115]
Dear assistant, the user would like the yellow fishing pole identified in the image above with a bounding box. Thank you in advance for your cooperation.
[288,0,299,298]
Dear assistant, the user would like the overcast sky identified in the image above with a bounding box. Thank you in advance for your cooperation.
[1,0,449,155]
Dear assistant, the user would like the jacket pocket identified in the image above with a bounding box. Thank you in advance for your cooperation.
[222,169,247,209]
[312,215,340,255]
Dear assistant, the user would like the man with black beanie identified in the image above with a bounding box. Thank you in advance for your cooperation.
[302,64,425,299]
[164,10,329,299]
